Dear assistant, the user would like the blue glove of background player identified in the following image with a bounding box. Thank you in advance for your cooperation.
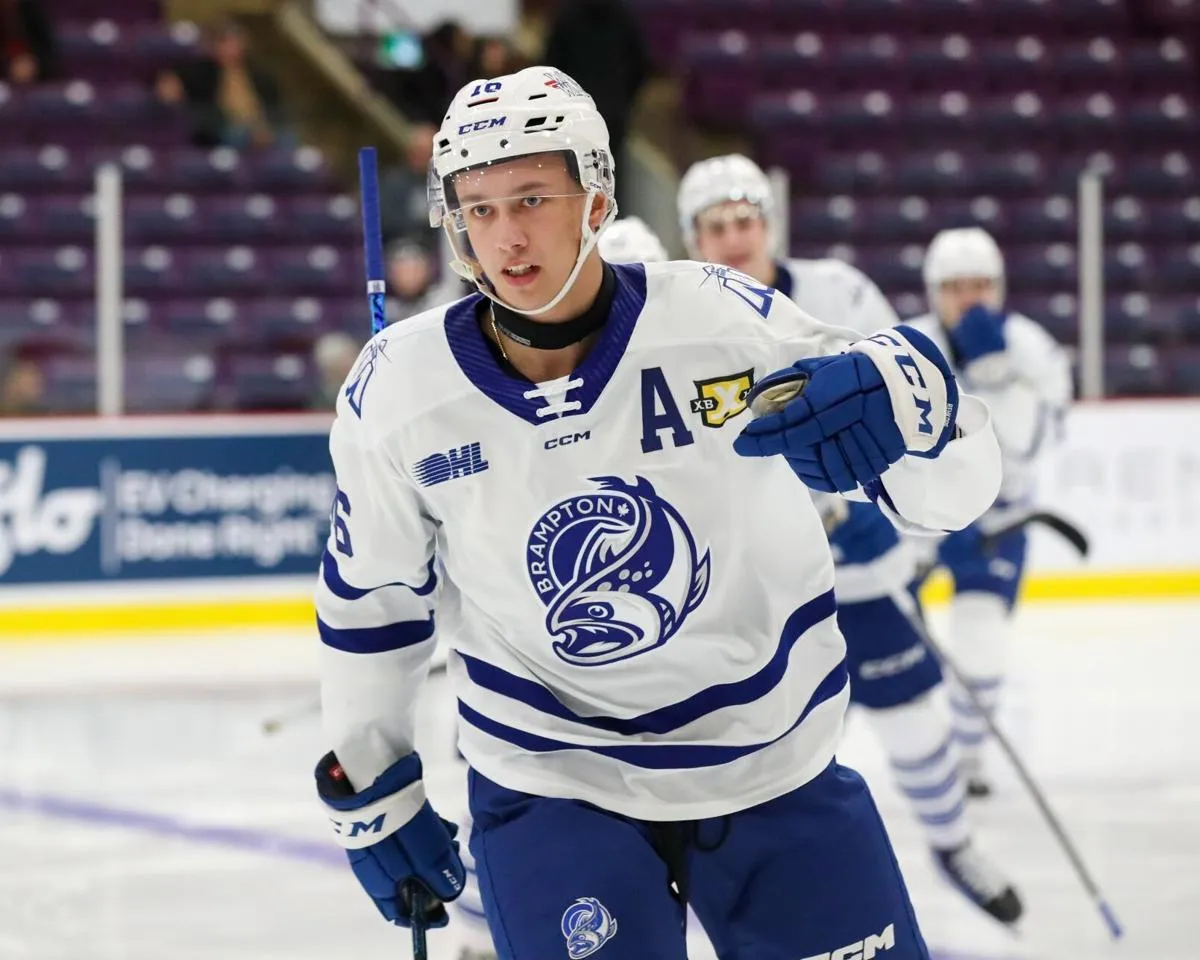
[949,303,1006,364]
[317,750,465,927]
[734,325,959,493]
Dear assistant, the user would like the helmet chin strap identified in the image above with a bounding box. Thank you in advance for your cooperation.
[449,188,613,318]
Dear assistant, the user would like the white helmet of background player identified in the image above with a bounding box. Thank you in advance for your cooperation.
[428,66,617,316]
[598,216,668,263]
[922,227,1006,326]
[677,154,776,278]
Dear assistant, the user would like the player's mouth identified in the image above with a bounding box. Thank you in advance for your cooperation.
[501,264,540,287]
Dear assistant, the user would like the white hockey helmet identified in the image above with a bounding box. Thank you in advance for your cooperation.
[922,227,1006,300]
[677,154,774,254]
[428,66,617,316]
[597,216,668,263]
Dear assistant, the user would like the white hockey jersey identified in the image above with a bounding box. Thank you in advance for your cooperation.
[317,261,1001,821]
[906,310,1071,535]
[776,257,917,602]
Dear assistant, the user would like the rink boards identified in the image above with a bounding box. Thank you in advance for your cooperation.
[0,401,1196,636]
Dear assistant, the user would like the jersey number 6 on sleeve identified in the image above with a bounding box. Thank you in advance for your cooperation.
[331,489,354,557]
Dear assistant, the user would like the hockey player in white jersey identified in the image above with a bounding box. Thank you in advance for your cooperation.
[313,66,1003,960]
[907,228,1072,797]
[450,212,671,960]
[679,156,1023,925]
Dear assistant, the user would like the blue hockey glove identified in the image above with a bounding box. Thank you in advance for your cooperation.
[316,750,465,928]
[949,304,1006,364]
[734,325,959,493]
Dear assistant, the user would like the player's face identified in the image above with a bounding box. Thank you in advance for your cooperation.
[450,153,602,313]
[693,201,772,283]
[936,276,1002,327]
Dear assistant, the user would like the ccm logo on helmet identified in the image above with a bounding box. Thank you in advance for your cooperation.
[457,117,507,135]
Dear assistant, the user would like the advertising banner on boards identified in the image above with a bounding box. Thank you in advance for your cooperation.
[0,417,335,586]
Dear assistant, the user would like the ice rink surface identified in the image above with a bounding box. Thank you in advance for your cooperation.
[0,599,1194,960]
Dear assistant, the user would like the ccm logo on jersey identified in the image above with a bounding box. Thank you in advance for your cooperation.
[545,430,591,450]
[413,442,489,486]
[690,369,755,428]
[799,922,895,960]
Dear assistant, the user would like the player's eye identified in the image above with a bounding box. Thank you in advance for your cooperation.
[522,195,544,209]
[469,204,492,219]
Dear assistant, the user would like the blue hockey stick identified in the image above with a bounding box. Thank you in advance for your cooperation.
[358,146,388,335]
[358,145,431,958]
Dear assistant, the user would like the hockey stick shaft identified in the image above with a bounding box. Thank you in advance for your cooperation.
[982,511,1089,557]
[896,592,1122,940]
[358,144,428,959]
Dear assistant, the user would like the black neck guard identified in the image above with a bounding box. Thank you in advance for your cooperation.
[490,263,617,351]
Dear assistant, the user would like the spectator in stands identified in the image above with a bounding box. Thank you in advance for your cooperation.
[0,0,60,84]
[310,332,360,410]
[470,34,523,78]
[543,0,649,208]
[0,354,45,416]
[378,19,472,126]
[379,123,437,250]
[155,19,295,150]
[383,239,449,324]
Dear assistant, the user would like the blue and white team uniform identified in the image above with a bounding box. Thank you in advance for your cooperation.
[313,68,1003,960]
[678,158,1024,925]
[907,227,1072,797]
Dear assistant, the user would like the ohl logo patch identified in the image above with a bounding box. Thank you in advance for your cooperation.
[690,369,755,428]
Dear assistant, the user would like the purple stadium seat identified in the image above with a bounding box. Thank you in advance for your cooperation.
[824,90,899,144]
[5,246,93,294]
[768,0,840,32]
[163,147,249,191]
[978,37,1052,92]
[830,34,904,88]
[892,149,971,194]
[37,351,97,412]
[1175,297,1200,343]
[811,150,895,194]
[1056,38,1126,93]
[628,0,694,70]
[38,193,95,241]
[841,0,915,31]
[760,33,830,92]
[125,193,202,242]
[182,246,270,293]
[681,31,759,126]
[926,195,1008,235]
[854,244,927,290]
[1055,91,1124,146]
[240,297,331,342]
[972,151,1047,194]
[690,0,769,31]
[907,35,978,91]
[250,147,336,192]
[222,351,313,411]
[858,196,934,241]
[982,0,1061,37]
[286,194,360,243]
[1007,243,1077,289]
[1105,344,1167,396]
[267,246,358,293]
[1058,0,1129,34]
[974,91,1052,141]
[1103,242,1155,290]
[203,194,286,242]
[125,350,216,413]
[1127,38,1195,95]
[1008,292,1078,342]
[791,196,861,241]
[160,297,247,344]
[1169,348,1200,394]
[124,245,185,293]
[48,0,162,23]
[1103,195,1151,241]
[1047,149,1123,193]
[1008,195,1075,241]
[1159,244,1200,290]
[751,90,830,163]
[910,0,986,35]
[905,91,978,140]
[1125,151,1195,196]
[0,145,86,190]
[1148,197,1200,240]
[1127,93,1195,141]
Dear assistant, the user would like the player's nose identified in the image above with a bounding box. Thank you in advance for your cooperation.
[493,209,528,252]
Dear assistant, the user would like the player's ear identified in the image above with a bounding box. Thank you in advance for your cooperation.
[587,193,609,233]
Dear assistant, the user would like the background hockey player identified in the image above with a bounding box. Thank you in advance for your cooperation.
[678,157,1023,926]
[907,228,1073,797]
[313,65,1003,960]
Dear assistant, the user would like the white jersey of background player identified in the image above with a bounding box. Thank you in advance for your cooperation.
[907,228,1072,795]
[677,157,1023,925]
[314,65,1003,959]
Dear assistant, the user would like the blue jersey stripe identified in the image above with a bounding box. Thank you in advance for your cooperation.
[320,549,438,601]
[317,615,434,654]
[458,588,837,737]
[457,660,848,770]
